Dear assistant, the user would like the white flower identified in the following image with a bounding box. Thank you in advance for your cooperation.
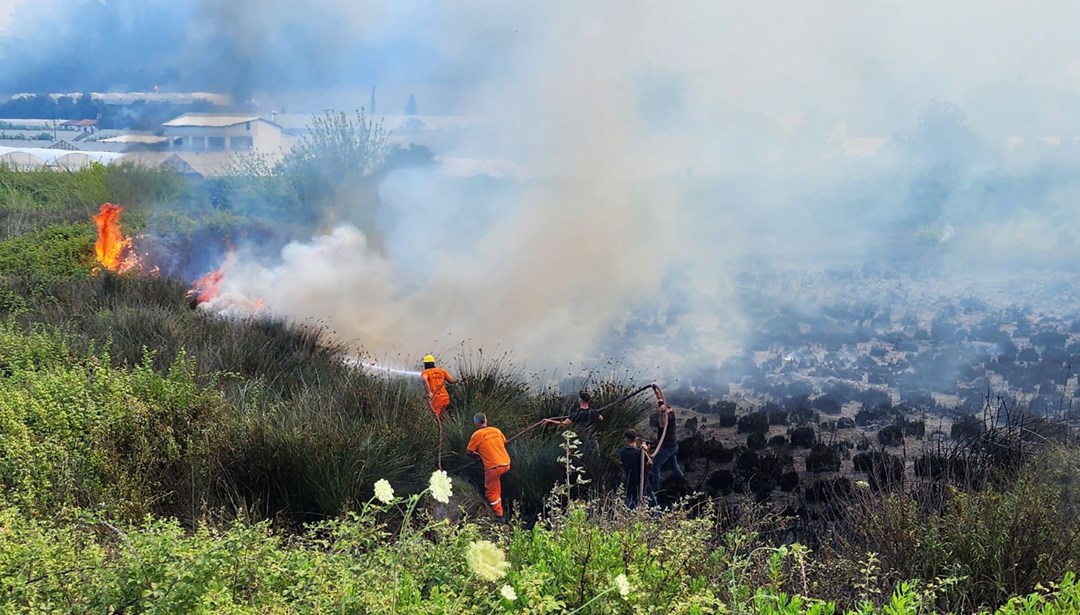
[500,584,518,601]
[429,470,453,503]
[614,573,631,599]
[373,479,394,504]
[855,480,870,491]
[466,540,510,582]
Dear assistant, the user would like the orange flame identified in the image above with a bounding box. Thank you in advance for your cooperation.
[187,246,235,304]
[92,203,139,273]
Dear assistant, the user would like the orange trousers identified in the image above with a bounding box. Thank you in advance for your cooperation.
[430,394,450,418]
[484,465,510,516]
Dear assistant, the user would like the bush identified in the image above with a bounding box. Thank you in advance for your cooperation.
[738,411,770,434]
[790,426,817,448]
[878,424,906,447]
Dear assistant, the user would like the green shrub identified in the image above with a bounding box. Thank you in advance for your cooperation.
[0,324,227,519]
[0,222,94,281]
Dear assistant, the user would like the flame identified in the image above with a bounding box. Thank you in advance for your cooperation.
[187,246,235,304]
[92,203,139,273]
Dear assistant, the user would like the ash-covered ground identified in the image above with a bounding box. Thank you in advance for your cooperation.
[621,260,1080,515]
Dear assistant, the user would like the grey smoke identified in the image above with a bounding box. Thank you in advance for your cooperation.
[10,0,1080,376]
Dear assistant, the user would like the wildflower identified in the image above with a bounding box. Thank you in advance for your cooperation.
[855,480,870,490]
[429,470,453,503]
[466,540,509,582]
[500,584,518,601]
[614,573,631,599]
[373,479,394,504]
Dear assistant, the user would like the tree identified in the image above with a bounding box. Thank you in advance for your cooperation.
[277,109,390,242]
[405,93,418,116]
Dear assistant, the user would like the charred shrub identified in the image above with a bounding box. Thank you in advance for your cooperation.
[952,414,984,441]
[789,426,817,448]
[804,476,853,504]
[806,444,841,473]
[915,453,947,480]
[779,470,800,492]
[706,469,734,495]
[768,434,788,447]
[789,407,819,426]
[901,417,926,438]
[856,403,896,427]
[836,417,856,430]
[853,451,905,489]
[736,450,759,479]
[738,411,770,434]
[678,433,710,460]
[812,395,842,415]
[878,424,905,447]
[767,409,790,426]
[747,432,766,451]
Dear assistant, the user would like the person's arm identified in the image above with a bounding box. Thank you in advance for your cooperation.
[639,442,654,465]
[444,370,458,384]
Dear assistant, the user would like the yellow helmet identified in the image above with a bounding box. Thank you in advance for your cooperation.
[422,354,436,364]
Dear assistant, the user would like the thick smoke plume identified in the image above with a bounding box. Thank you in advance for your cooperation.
[10,1,1080,377]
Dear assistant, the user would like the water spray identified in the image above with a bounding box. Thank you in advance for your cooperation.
[342,356,423,378]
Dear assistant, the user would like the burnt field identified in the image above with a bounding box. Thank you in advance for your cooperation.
[633,263,1080,519]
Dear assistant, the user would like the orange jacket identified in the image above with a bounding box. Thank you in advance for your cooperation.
[467,426,510,469]
[422,367,453,403]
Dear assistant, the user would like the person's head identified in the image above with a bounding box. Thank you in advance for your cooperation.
[473,413,488,427]
[623,428,638,444]
[423,354,436,369]
[579,390,591,405]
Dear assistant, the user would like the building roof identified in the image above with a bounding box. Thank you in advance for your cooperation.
[100,134,170,144]
[0,145,124,169]
[120,150,285,178]
[162,114,266,128]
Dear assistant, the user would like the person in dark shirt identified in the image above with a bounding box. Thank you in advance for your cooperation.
[649,401,684,493]
[619,429,653,509]
[544,391,604,452]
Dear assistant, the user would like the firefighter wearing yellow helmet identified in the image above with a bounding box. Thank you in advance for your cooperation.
[421,354,457,422]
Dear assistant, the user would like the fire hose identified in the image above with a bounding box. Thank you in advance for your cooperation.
[504,384,669,508]
[453,383,670,508]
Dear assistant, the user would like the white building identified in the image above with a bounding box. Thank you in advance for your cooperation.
[161,114,287,154]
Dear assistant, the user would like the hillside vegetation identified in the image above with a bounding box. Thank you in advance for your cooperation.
[1,162,1080,613]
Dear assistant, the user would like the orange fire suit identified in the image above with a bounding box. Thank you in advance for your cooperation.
[467,426,511,516]
[421,367,453,418]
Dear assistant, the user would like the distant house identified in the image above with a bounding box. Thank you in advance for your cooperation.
[60,119,97,134]
[161,113,286,154]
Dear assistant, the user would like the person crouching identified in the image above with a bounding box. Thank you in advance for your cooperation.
[466,413,511,519]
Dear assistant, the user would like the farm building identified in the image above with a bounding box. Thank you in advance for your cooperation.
[161,114,287,154]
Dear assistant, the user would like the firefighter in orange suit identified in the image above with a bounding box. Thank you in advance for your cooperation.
[421,354,457,421]
[466,412,511,518]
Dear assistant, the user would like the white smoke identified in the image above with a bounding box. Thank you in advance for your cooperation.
[194,0,1080,371]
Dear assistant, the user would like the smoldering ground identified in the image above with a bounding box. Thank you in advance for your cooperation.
[10,1,1080,387]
